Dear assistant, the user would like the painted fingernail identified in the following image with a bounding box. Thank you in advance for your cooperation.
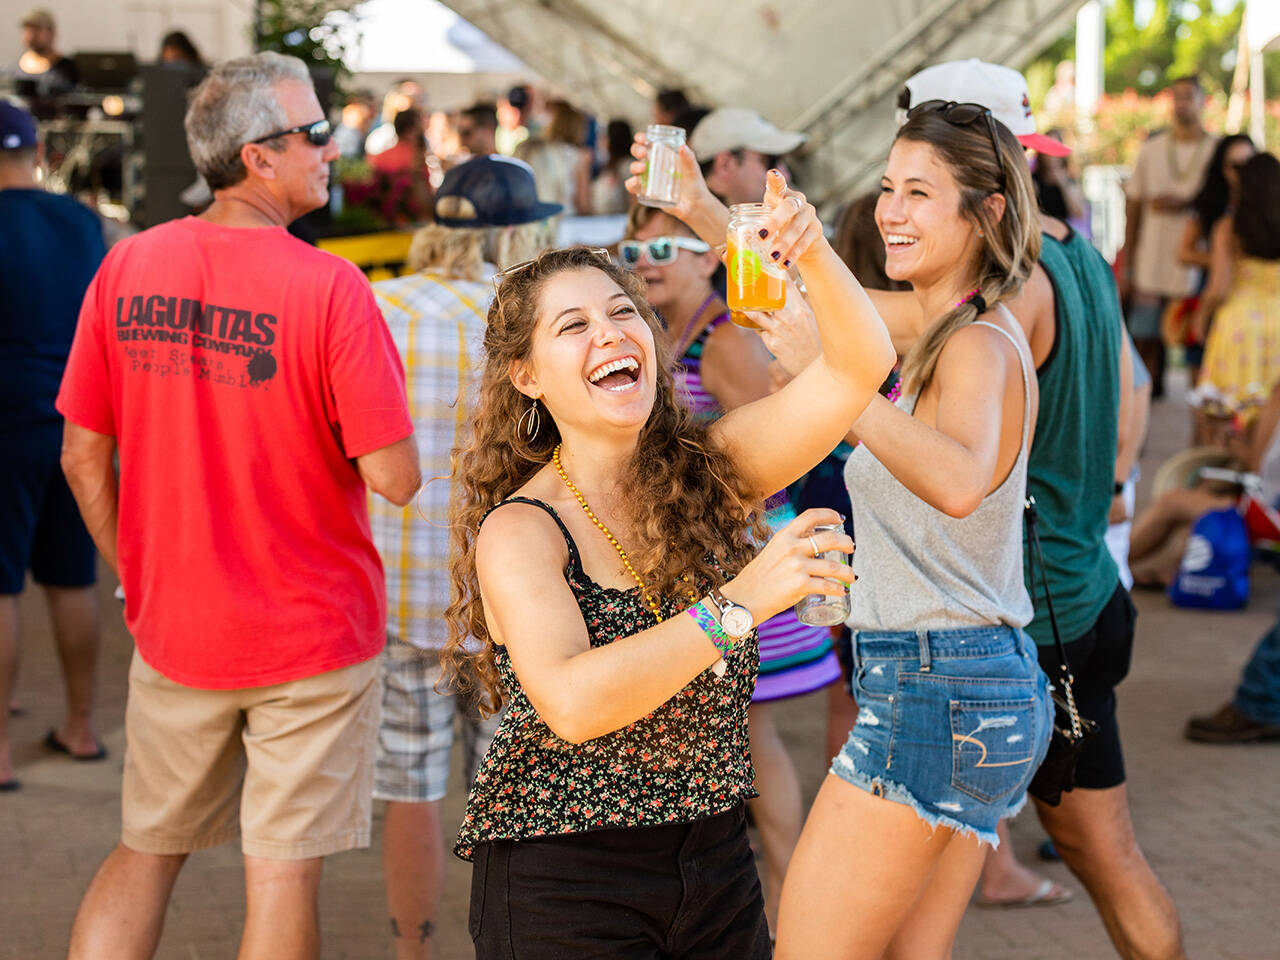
[783,259,791,268]
[771,251,781,260]
[758,228,769,239]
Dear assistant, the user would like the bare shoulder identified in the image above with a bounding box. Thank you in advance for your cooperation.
[939,313,1024,378]
[704,317,768,358]
[1210,214,1235,246]
[1006,263,1054,329]
[705,317,752,346]
[1041,215,1071,243]
[476,498,570,573]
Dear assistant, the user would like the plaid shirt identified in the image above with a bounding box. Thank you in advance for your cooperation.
[370,270,492,650]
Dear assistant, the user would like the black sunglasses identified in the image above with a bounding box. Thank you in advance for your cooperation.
[906,100,1007,192]
[248,119,333,148]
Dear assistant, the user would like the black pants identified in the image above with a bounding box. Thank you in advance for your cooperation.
[469,805,772,959]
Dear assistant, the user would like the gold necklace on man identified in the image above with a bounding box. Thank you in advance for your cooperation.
[1166,129,1209,183]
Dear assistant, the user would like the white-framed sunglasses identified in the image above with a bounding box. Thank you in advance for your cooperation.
[618,237,711,267]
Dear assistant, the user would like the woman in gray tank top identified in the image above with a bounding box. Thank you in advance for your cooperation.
[774,107,1054,959]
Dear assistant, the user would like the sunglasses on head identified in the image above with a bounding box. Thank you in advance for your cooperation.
[906,100,1007,192]
[618,237,712,268]
[492,247,614,297]
[248,118,333,148]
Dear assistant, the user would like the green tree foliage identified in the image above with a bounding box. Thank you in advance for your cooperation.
[254,0,362,94]
[1026,0,1275,99]
[1167,0,1242,91]
[1105,0,1177,94]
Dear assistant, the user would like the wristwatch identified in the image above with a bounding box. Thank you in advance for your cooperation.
[709,588,755,639]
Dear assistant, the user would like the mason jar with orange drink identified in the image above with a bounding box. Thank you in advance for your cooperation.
[725,203,786,328]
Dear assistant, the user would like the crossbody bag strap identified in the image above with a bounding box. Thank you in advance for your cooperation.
[1024,495,1085,738]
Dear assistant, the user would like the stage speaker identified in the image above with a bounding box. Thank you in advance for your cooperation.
[140,63,206,228]
[140,63,334,230]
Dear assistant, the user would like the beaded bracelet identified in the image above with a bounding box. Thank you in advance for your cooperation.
[688,601,734,659]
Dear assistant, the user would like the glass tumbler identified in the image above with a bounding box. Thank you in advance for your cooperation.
[795,523,852,627]
[638,124,685,208]
[726,202,786,328]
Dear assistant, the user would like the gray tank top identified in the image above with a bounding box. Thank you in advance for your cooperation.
[843,309,1035,631]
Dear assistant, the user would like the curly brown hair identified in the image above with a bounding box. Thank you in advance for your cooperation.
[443,247,767,712]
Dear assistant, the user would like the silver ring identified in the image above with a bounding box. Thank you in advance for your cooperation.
[790,195,803,214]
[808,534,821,557]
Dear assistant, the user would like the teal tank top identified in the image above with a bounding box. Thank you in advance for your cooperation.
[1025,229,1123,646]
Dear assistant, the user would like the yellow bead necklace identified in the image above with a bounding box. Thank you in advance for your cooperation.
[552,443,666,622]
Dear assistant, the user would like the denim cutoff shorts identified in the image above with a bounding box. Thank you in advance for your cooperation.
[831,624,1052,846]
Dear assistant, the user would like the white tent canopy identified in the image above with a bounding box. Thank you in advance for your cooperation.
[345,0,526,74]
[1247,0,1280,53]
[443,0,1087,203]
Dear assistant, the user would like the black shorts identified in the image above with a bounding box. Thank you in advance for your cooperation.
[0,425,97,595]
[835,624,853,683]
[469,805,771,960]
[1037,582,1136,790]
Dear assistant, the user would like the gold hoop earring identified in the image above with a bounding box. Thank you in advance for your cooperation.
[517,400,540,440]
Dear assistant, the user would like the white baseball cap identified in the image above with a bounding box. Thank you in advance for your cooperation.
[900,59,1070,157]
[689,108,807,162]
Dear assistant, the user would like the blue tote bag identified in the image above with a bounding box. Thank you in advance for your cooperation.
[1169,506,1251,610]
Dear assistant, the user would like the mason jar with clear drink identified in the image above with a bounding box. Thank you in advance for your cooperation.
[638,124,685,209]
[794,522,852,626]
[726,203,786,329]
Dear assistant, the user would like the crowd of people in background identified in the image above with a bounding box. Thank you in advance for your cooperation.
[5,8,1280,959]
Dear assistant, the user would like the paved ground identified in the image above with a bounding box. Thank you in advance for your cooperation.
[3,376,1279,959]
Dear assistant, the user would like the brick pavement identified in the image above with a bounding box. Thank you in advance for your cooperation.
[3,379,1278,959]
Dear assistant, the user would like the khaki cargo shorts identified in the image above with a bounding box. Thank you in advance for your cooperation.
[121,650,380,860]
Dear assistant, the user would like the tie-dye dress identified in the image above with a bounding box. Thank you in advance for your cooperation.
[675,307,841,701]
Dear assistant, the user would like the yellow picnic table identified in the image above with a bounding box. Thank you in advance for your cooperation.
[316,228,419,281]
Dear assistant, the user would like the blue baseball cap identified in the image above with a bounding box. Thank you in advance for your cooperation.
[434,155,562,228]
[0,100,37,151]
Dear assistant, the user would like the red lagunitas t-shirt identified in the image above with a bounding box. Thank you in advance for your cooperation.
[57,217,413,689]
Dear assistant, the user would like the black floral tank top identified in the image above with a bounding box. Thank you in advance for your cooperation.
[454,497,758,861]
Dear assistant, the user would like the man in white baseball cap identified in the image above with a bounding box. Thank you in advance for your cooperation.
[895,59,1186,960]
[898,58,1070,157]
[689,107,806,205]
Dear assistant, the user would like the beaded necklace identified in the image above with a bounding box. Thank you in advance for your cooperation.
[1166,129,1211,184]
[552,443,665,621]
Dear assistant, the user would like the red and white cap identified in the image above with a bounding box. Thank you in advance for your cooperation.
[899,59,1070,157]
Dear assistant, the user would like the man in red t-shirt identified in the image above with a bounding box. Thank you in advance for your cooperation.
[57,52,419,959]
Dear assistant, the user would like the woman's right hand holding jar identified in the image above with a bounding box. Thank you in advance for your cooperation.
[626,131,727,238]
[718,508,854,624]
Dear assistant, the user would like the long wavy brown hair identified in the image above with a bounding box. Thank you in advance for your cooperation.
[443,246,767,713]
[893,111,1042,394]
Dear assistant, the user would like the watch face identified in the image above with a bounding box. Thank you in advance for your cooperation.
[721,605,753,637]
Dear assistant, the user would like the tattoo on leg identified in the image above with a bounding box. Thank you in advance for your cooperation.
[390,918,402,938]
[418,920,435,943]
